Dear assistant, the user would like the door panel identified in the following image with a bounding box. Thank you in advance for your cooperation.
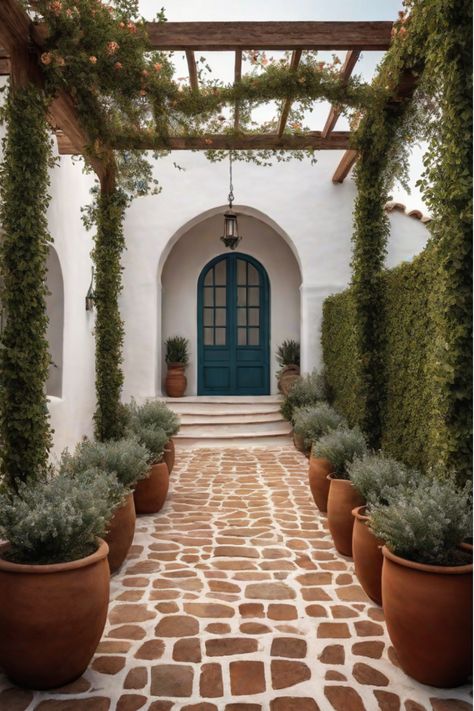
[198,253,270,395]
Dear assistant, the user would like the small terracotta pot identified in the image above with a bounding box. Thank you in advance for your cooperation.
[327,476,364,557]
[163,438,175,474]
[279,365,300,395]
[133,462,169,514]
[308,457,333,512]
[105,492,136,574]
[0,539,110,689]
[166,363,187,397]
[382,545,473,687]
[352,506,384,605]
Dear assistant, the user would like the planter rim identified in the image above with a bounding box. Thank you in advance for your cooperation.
[309,455,333,466]
[327,473,352,484]
[167,362,187,368]
[0,537,109,575]
[352,505,369,521]
[382,545,473,575]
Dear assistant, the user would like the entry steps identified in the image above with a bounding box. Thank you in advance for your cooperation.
[160,395,292,448]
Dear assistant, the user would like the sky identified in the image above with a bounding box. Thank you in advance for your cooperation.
[137,0,427,212]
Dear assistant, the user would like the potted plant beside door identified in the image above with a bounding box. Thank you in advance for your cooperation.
[165,336,189,397]
[276,339,300,395]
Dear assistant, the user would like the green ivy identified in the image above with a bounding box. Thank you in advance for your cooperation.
[0,85,53,490]
[92,177,127,441]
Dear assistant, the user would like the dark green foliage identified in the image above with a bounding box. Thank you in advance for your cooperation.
[0,467,125,564]
[276,340,300,368]
[165,336,189,365]
[93,185,127,441]
[280,370,328,423]
[0,85,53,491]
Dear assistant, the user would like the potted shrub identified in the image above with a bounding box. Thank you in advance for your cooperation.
[371,477,472,687]
[276,339,300,395]
[165,336,189,397]
[348,453,420,604]
[125,402,170,514]
[0,468,123,689]
[303,405,347,510]
[63,437,150,573]
[280,369,328,424]
[128,399,180,473]
[313,427,367,556]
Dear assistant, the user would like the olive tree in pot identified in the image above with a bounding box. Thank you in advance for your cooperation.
[371,477,472,687]
[0,468,123,689]
[125,401,169,514]
[62,436,150,573]
[165,336,189,397]
[276,339,300,396]
[128,400,180,473]
[313,427,367,556]
[348,454,420,605]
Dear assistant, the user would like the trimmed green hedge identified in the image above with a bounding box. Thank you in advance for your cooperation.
[322,241,470,483]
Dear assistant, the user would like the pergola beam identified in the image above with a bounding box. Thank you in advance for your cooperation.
[322,50,360,138]
[277,50,302,137]
[145,21,393,51]
[332,149,358,183]
[57,131,351,154]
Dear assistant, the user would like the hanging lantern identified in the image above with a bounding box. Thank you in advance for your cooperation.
[85,267,96,311]
[220,152,242,250]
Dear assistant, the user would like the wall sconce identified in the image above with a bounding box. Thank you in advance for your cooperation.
[85,267,95,311]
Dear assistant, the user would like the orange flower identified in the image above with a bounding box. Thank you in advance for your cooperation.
[41,52,53,65]
[89,55,97,64]
[204,138,213,145]
[142,69,149,77]
[106,41,119,55]
[399,26,407,37]
[49,1,62,15]
[114,61,123,70]
[140,89,146,96]
[154,62,162,72]
[127,21,137,33]
[56,55,65,67]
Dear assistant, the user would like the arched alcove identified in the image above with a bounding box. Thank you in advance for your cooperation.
[45,245,64,398]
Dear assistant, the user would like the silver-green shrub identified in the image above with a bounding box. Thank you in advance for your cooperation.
[348,453,421,507]
[293,402,346,450]
[0,468,124,564]
[62,436,150,489]
[280,370,328,423]
[124,401,168,464]
[125,399,180,438]
[370,477,472,566]
[312,427,367,478]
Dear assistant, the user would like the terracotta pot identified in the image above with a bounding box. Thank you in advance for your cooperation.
[327,476,364,557]
[165,363,187,397]
[352,506,383,605]
[279,364,300,395]
[133,461,169,514]
[105,492,136,574]
[293,431,306,454]
[163,438,175,474]
[308,457,333,512]
[381,545,473,687]
[0,539,110,690]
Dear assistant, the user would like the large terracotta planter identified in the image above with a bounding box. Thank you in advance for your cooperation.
[279,365,300,395]
[165,363,187,397]
[308,457,333,512]
[133,462,169,514]
[163,438,175,474]
[327,476,364,557]
[293,431,308,456]
[381,545,473,687]
[105,493,136,574]
[0,539,110,689]
[352,506,383,605]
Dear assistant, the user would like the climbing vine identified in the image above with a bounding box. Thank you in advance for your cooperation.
[0,85,53,490]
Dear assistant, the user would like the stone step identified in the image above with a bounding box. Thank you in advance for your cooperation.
[176,434,293,449]
[178,412,284,425]
[176,420,291,439]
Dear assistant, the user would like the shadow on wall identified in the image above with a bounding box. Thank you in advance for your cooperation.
[46,245,64,398]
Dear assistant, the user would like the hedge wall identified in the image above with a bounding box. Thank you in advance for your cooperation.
[322,241,469,481]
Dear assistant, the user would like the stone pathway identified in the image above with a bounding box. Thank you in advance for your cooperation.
[0,447,472,711]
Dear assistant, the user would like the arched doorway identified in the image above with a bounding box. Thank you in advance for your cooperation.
[197,252,270,395]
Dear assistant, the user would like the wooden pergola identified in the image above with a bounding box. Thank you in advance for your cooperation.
[0,1,396,183]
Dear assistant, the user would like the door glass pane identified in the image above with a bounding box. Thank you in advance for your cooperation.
[215,328,226,346]
[237,287,246,306]
[237,308,246,326]
[248,308,259,326]
[214,259,226,285]
[248,287,260,306]
[248,264,259,285]
[238,328,247,345]
[248,328,259,345]
[204,309,214,326]
[237,259,246,285]
[215,287,226,306]
[204,269,213,287]
[215,308,226,327]
[204,288,214,307]
[204,327,214,345]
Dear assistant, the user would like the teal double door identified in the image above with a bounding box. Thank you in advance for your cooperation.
[198,253,270,395]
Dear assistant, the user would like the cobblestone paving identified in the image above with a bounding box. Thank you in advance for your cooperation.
[0,447,472,711]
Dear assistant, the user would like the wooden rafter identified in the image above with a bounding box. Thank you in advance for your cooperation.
[322,50,360,138]
[233,50,242,131]
[185,49,199,92]
[145,21,393,51]
[332,149,358,183]
[277,50,302,137]
[57,130,351,154]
